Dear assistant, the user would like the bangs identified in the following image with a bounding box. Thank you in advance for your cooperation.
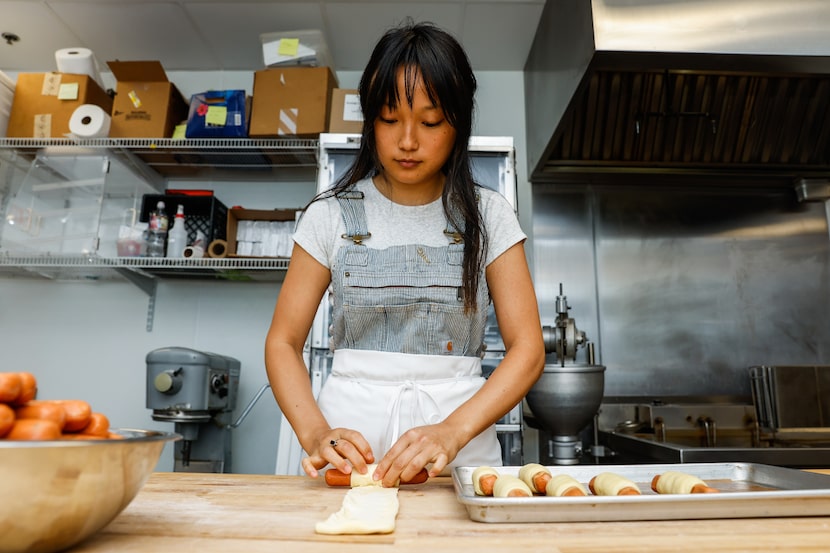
[362,41,468,130]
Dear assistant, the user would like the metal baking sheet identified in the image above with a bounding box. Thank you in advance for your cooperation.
[452,463,830,523]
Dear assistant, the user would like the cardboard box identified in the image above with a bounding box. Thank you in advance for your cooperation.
[328,88,363,134]
[7,73,112,138]
[249,67,337,138]
[226,207,300,258]
[107,60,189,138]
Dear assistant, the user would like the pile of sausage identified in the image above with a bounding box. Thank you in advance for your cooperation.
[472,464,720,498]
[0,372,116,440]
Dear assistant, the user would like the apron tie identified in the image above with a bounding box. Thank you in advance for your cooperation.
[384,379,445,449]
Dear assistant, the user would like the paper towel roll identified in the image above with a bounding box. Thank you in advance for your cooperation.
[55,47,104,88]
[183,245,205,259]
[69,104,111,138]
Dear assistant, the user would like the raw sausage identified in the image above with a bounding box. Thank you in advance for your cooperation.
[0,404,14,437]
[15,400,67,429]
[6,418,62,440]
[50,399,92,432]
[651,471,719,494]
[80,412,110,437]
[0,372,22,403]
[13,372,37,405]
[589,472,641,496]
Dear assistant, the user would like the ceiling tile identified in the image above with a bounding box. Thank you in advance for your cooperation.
[183,2,326,70]
[0,2,86,71]
[461,2,545,69]
[0,1,545,73]
[49,2,216,70]
[323,2,465,70]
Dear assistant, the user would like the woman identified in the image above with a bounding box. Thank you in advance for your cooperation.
[265,21,545,487]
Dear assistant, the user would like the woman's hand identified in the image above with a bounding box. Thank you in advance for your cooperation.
[301,427,375,479]
[373,423,463,487]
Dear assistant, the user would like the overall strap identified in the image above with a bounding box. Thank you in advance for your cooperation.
[335,190,371,245]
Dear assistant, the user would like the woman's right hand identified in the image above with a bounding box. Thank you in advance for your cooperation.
[301,427,375,479]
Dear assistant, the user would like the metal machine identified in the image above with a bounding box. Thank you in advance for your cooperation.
[146,347,240,472]
[525,284,607,465]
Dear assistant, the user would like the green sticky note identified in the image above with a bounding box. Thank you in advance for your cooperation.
[278,38,300,57]
[57,82,79,100]
[206,106,227,127]
[172,124,187,139]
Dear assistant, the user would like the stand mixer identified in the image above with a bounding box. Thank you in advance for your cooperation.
[146,347,240,473]
[525,284,606,464]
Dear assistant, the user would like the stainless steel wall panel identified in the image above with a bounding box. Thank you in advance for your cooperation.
[532,184,830,398]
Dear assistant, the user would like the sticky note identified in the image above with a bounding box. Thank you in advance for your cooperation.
[172,124,187,139]
[128,90,142,109]
[278,38,300,57]
[57,83,79,100]
[206,106,228,127]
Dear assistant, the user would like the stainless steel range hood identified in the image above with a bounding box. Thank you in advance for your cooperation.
[524,0,830,185]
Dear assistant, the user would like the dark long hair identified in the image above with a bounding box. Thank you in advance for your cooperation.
[316,21,484,312]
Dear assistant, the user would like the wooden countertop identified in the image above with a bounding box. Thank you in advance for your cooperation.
[70,470,830,553]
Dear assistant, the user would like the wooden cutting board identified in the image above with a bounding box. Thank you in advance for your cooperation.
[73,471,830,552]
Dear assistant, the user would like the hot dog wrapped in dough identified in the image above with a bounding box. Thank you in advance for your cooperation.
[651,471,719,494]
[325,464,428,487]
[493,475,533,498]
[589,472,641,496]
[545,474,588,497]
[518,463,552,494]
[472,466,500,496]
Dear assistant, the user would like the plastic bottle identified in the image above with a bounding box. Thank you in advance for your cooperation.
[146,201,168,258]
[166,204,189,258]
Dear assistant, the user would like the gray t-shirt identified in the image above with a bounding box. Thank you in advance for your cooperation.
[294,177,526,269]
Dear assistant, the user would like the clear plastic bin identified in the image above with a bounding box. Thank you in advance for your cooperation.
[1,148,162,256]
[260,29,333,69]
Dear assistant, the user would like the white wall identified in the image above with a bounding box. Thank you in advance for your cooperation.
[0,69,529,474]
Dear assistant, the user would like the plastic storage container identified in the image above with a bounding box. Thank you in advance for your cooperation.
[260,29,333,69]
[140,194,227,248]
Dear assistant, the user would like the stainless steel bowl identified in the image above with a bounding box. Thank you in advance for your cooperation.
[0,429,179,553]
[525,363,606,437]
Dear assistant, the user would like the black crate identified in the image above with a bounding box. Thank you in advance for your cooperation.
[140,194,228,246]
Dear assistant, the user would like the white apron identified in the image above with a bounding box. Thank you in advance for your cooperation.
[318,349,503,472]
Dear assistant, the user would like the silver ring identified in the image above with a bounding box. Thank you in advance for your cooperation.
[330,439,338,447]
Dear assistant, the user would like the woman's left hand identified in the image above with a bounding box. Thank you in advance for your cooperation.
[373,423,462,487]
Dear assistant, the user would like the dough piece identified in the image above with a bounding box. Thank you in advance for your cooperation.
[589,472,641,496]
[493,475,533,497]
[518,463,551,493]
[652,470,717,494]
[315,486,399,535]
[350,463,383,488]
[545,474,588,497]
[472,466,500,496]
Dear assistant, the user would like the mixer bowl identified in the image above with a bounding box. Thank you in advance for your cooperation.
[525,363,606,438]
[0,429,179,553]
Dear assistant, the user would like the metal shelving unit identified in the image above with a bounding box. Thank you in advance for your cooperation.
[0,138,315,330]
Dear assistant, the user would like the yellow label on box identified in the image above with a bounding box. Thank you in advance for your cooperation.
[172,124,187,140]
[57,82,79,100]
[128,90,142,109]
[206,106,227,126]
[278,38,300,56]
